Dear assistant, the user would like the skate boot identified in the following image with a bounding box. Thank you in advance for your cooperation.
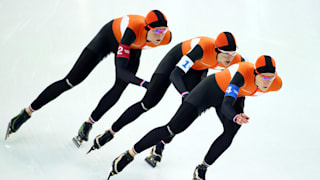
[145,141,164,167]
[107,151,134,180]
[72,122,92,148]
[87,130,114,154]
[192,164,207,180]
[5,109,31,140]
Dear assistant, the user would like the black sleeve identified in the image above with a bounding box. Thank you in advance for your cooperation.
[221,72,245,121]
[120,28,136,45]
[169,45,203,95]
[115,28,146,86]
[187,45,203,60]
[234,96,245,113]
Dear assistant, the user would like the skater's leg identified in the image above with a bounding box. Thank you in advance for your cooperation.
[7,48,102,140]
[90,79,129,122]
[74,49,141,146]
[203,118,240,165]
[145,69,210,166]
[134,102,199,154]
[193,105,241,179]
[202,101,244,165]
[72,78,129,147]
[30,48,101,111]
[104,102,197,169]
[30,21,117,112]
[193,99,245,179]
[183,69,208,91]
[88,74,171,152]
[7,22,116,140]
[111,73,171,132]
[88,48,142,124]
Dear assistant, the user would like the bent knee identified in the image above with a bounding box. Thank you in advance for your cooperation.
[115,78,128,89]
[140,100,157,110]
[65,78,75,88]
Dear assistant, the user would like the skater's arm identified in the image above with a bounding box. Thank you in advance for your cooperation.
[221,72,248,124]
[115,28,149,88]
[170,45,203,98]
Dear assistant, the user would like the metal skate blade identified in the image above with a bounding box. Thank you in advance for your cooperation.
[5,122,12,140]
[144,156,157,168]
[72,136,82,148]
[107,172,114,180]
[86,146,95,154]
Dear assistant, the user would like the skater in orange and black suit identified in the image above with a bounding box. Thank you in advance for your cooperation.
[87,32,245,161]
[6,10,171,144]
[107,55,282,180]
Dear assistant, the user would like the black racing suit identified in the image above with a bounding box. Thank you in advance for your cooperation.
[30,20,147,122]
[111,43,207,135]
[133,73,245,165]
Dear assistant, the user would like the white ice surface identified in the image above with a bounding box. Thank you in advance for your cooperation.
[1,0,320,179]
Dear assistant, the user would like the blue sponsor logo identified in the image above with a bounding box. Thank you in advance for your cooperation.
[225,84,239,99]
[182,60,190,68]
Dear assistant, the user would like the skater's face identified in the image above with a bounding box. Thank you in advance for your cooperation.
[217,51,236,66]
[147,26,168,45]
[255,72,276,91]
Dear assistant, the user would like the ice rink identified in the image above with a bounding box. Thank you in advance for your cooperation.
[1,0,319,179]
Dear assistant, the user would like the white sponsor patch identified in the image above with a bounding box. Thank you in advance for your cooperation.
[120,15,129,38]
[176,56,194,73]
[227,64,239,78]
[189,38,200,53]
[253,91,265,96]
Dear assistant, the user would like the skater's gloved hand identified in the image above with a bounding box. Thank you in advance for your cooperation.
[140,80,149,89]
[233,113,250,125]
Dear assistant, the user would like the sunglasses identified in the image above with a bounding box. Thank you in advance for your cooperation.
[147,25,168,34]
[217,47,237,57]
[255,70,276,81]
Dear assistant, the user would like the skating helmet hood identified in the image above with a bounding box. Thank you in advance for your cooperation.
[215,32,237,52]
[145,10,167,29]
[255,55,276,74]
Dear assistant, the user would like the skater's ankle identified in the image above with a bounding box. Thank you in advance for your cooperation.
[159,141,166,148]
[25,107,33,116]
[201,161,210,168]
[109,128,116,135]
[128,148,137,157]
[86,119,94,125]
[87,116,96,124]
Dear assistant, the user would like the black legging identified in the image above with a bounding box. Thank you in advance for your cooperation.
[133,75,243,165]
[30,20,141,122]
[133,102,199,153]
[90,49,141,121]
[111,68,207,133]
[30,48,101,110]
[203,105,242,165]
[110,74,171,132]
[30,21,117,110]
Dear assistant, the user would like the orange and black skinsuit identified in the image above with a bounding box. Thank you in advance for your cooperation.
[28,11,171,123]
[132,58,282,167]
[110,36,244,139]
